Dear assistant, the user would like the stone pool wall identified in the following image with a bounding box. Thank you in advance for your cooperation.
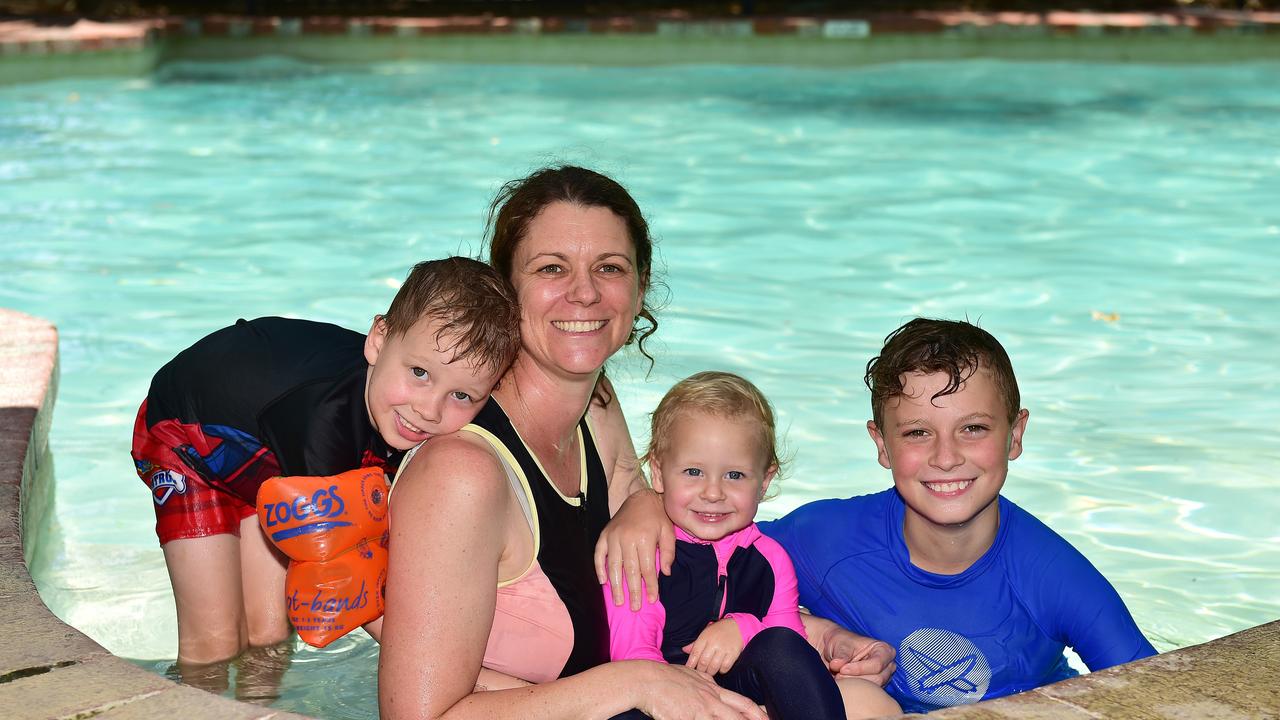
[1,307,1277,717]
[0,308,308,720]
[2,9,1280,85]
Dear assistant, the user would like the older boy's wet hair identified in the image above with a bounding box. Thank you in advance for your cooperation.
[864,318,1021,430]
[644,371,784,480]
[381,257,521,377]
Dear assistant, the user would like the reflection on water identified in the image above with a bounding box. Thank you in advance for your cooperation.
[231,641,294,705]
[132,639,294,706]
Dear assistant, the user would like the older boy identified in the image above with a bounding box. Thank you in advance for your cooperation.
[131,257,520,666]
[758,318,1156,713]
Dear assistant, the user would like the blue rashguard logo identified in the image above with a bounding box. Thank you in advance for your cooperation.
[900,628,991,708]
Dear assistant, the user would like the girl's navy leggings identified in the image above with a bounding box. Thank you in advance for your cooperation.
[610,626,846,720]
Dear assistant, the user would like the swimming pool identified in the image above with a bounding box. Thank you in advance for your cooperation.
[1,57,1277,717]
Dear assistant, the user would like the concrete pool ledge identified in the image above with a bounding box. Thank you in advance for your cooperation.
[0,308,307,720]
[0,305,1276,719]
[920,621,1279,719]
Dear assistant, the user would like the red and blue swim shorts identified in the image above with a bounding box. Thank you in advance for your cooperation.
[130,399,282,544]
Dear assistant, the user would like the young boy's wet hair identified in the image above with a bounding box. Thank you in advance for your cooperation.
[645,371,784,478]
[864,318,1021,430]
[380,256,521,377]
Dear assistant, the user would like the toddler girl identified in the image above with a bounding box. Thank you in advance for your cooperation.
[606,371,896,720]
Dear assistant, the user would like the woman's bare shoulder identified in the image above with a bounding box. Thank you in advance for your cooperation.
[391,432,507,506]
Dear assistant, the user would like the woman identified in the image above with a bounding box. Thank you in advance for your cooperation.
[377,166,767,720]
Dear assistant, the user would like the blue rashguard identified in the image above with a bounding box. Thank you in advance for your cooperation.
[759,489,1155,714]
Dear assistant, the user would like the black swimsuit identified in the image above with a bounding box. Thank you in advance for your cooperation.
[467,398,612,677]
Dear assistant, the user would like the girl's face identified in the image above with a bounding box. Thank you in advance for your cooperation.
[650,410,777,542]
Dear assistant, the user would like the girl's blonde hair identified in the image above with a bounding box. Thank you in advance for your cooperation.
[644,371,785,484]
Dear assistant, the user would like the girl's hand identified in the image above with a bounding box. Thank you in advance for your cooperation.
[682,619,743,676]
[633,662,767,720]
[594,489,676,610]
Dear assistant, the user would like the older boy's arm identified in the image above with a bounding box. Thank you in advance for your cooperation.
[1049,549,1157,670]
[800,613,896,687]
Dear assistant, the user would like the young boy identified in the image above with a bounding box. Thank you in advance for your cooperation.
[758,318,1156,713]
[131,256,521,666]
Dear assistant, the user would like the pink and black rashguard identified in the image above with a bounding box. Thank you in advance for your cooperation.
[605,524,844,720]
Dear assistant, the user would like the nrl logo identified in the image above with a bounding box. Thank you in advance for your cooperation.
[151,469,188,506]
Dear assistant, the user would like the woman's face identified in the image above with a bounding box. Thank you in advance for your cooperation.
[510,201,644,380]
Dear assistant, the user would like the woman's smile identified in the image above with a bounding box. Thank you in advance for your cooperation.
[551,320,608,333]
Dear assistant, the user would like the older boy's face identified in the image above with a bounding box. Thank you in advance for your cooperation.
[867,368,1028,538]
[363,317,502,451]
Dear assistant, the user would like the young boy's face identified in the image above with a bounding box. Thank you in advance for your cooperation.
[363,316,503,451]
[649,410,777,542]
[867,368,1029,538]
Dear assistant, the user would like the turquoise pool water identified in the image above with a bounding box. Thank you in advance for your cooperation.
[2,57,1278,717]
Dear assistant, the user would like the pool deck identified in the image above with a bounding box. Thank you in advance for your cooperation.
[2,9,1279,83]
[1,308,1278,717]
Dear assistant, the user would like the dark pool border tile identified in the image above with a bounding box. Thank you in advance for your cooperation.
[2,11,1279,57]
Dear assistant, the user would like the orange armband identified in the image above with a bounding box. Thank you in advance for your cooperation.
[257,467,388,562]
[258,467,392,647]
[284,535,388,647]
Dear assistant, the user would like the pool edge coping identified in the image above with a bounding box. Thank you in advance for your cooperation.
[0,308,311,719]
[0,307,1275,718]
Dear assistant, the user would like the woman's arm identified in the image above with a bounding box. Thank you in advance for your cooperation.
[377,435,764,720]
[589,376,676,609]
[588,374,649,511]
[378,435,512,720]
[594,490,675,609]
[364,619,529,692]
[798,613,897,687]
